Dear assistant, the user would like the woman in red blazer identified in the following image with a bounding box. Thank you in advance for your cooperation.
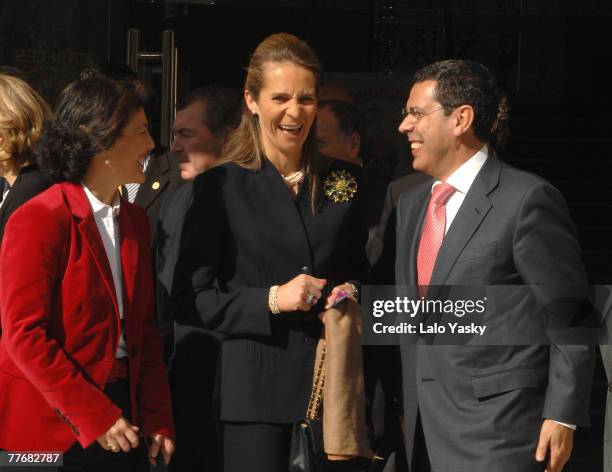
[0,72,174,471]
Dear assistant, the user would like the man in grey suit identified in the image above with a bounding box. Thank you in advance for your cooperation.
[601,345,612,472]
[394,60,594,472]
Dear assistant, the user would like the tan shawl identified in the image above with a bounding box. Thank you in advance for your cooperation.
[312,299,373,459]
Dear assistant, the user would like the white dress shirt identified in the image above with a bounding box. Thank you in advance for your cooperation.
[431,145,488,235]
[429,145,576,430]
[82,184,128,358]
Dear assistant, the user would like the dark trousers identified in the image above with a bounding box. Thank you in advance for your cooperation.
[221,422,292,472]
[221,422,372,472]
[168,331,220,472]
[411,413,431,472]
[1,380,144,472]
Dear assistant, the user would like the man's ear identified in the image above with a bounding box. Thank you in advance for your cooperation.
[453,104,474,137]
[348,132,361,161]
[244,89,259,116]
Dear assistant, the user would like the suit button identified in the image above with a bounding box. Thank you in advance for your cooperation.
[305,337,314,345]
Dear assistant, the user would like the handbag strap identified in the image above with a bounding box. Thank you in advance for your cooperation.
[306,340,326,420]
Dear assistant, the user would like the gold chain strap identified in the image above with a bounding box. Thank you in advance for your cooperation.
[305,340,326,420]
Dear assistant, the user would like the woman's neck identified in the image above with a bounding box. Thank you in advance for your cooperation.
[3,168,20,187]
[82,165,117,205]
[1,160,26,187]
[265,148,303,177]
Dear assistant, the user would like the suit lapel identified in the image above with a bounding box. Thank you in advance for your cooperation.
[61,183,120,319]
[0,166,28,221]
[118,204,140,315]
[259,159,314,269]
[428,157,501,295]
[136,153,170,210]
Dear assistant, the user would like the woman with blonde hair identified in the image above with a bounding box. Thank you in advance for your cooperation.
[173,33,371,472]
[0,73,51,242]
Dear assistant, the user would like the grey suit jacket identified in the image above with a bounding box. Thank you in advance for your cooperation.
[396,155,594,471]
[601,345,612,472]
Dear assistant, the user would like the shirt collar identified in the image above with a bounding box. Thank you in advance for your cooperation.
[142,154,152,173]
[435,144,489,195]
[82,183,121,216]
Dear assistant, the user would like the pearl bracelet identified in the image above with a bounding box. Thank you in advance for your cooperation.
[269,285,281,314]
[346,283,358,299]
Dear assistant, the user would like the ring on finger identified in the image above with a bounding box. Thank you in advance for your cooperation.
[306,294,316,305]
[107,441,120,453]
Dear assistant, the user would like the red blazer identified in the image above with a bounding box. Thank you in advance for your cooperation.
[0,182,174,451]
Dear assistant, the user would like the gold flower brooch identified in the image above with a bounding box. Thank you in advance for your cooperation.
[323,169,358,203]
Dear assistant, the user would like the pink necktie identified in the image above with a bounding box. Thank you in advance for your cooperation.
[417,182,456,295]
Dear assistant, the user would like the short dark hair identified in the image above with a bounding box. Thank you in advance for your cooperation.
[35,71,148,183]
[412,59,510,151]
[177,85,241,140]
[319,100,364,139]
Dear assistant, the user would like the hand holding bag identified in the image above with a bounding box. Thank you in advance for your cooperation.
[288,340,327,472]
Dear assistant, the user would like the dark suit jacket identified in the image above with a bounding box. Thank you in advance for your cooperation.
[135,151,183,245]
[0,165,51,243]
[156,183,222,471]
[369,172,430,283]
[396,155,594,471]
[173,158,368,423]
[156,182,219,471]
[157,183,194,360]
[0,182,173,451]
[362,168,389,268]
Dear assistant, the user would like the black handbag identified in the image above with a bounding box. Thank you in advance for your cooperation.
[289,341,328,472]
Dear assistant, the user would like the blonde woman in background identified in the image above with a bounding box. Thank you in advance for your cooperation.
[0,73,51,242]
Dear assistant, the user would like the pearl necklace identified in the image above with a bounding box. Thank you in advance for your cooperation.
[282,169,305,188]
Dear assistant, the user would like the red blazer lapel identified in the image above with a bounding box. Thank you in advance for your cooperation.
[60,182,121,322]
[118,203,140,316]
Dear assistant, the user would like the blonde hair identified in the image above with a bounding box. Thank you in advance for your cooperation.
[221,33,326,209]
[0,74,50,168]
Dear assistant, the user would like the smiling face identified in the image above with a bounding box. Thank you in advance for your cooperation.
[171,100,224,181]
[398,80,457,180]
[245,61,317,164]
[105,107,154,185]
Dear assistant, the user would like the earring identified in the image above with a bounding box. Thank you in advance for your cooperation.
[103,153,110,165]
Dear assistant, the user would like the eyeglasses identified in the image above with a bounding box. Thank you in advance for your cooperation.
[400,107,444,122]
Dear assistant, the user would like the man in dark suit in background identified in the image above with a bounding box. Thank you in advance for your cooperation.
[316,99,389,268]
[369,171,429,284]
[124,147,183,245]
[156,85,240,472]
[394,60,594,472]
